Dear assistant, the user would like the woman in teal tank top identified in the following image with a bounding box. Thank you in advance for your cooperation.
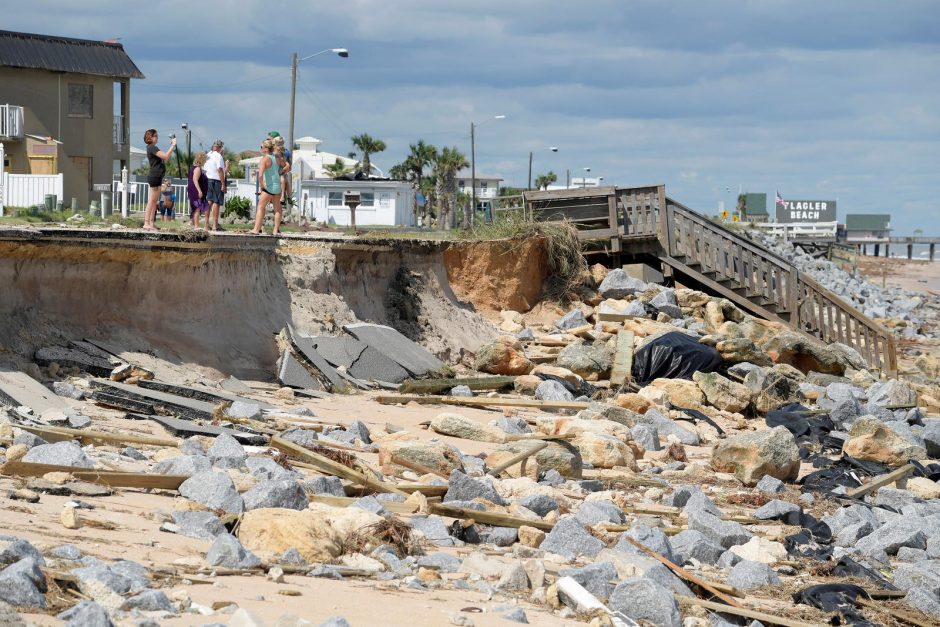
[251,138,283,235]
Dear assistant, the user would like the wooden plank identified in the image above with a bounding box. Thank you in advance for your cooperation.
[398,376,515,395]
[375,395,591,411]
[270,435,411,498]
[18,424,179,448]
[308,494,421,514]
[677,597,820,627]
[486,441,549,477]
[0,461,187,490]
[609,330,635,387]
[429,503,554,532]
[623,537,742,607]
[845,463,915,499]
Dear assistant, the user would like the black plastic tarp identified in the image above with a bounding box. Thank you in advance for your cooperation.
[631,332,722,385]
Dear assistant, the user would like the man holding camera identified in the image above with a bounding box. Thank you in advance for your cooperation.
[204,139,227,231]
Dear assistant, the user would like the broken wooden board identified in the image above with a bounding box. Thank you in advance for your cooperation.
[398,376,516,395]
[308,494,420,514]
[609,330,635,387]
[676,597,819,627]
[429,503,554,532]
[0,461,187,490]
[376,395,591,411]
[125,414,267,445]
[18,424,180,448]
[845,463,915,499]
[0,369,70,414]
[90,379,216,420]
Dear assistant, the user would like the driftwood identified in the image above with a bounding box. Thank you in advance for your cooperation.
[429,503,554,531]
[487,441,549,477]
[845,463,915,499]
[376,395,591,410]
[677,596,820,627]
[398,376,516,395]
[0,461,186,490]
[18,424,179,448]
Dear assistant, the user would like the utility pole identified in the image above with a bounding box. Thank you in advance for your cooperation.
[528,151,533,190]
[566,168,570,189]
[470,121,476,225]
[288,52,298,156]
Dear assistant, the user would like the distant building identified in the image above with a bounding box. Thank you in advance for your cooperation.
[844,214,891,242]
[0,29,143,208]
[739,193,769,223]
[456,169,503,199]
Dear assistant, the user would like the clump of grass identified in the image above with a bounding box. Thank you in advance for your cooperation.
[343,518,420,557]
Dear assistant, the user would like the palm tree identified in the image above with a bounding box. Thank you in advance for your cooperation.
[535,171,558,190]
[407,140,438,189]
[324,158,351,179]
[350,133,386,176]
[432,146,469,229]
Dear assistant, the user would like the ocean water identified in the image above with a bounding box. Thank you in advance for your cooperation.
[858,243,939,261]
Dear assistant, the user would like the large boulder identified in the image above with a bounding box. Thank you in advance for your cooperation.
[608,577,681,627]
[598,270,647,299]
[693,371,751,413]
[429,413,504,442]
[739,317,789,345]
[762,331,849,375]
[555,343,613,379]
[715,338,773,366]
[867,380,917,407]
[648,378,705,408]
[571,432,638,470]
[378,439,464,476]
[22,441,93,468]
[711,426,800,486]
[484,441,582,479]
[178,471,244,513]
[474,337,533,376]
[237,505,383,563]
[842,418,926,467]
[745,366,802,414]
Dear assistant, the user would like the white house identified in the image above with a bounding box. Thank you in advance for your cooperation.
[298,179,414,227]
[455,169,502,199]
[238,136,368,185]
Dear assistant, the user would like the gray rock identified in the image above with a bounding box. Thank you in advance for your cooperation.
[13,432,46,448]
[599,270,648,299]
[559,561,618,600]
[178,471,244,513]
[534,379,574,402]
[755,475,785,494]
[353,495,388,516]
[179,438,206,455]
[67,415,92,429]
[822,504,880,537]
[243,479,308,511]
[540,469,564,486]
[670,530,724,565]
[875,487,922,511]
[555,343,614,378]
[615,524,676,563]
[555,309,589,330]
[460,454,486,477]
[640,408,700,445]
[450,385,473,397]
[896,547,929,562]
[630,423,660,451]
[207,433,247,469]
[226,401,262,420]
[22,441,92,468]
[280,548,307,565]
[122,588,176,613]
[575,500,624,525]
[417,553,462,573]
[868,380,917,407]
[728,560,781,590]
[608,577,681,627]
[485,527,518,547]
[279,427,318,448]
[121,446,147,461]
[835,521,875,547]
[319,617,352,627]
[663,485,705,508]
[444,471,505,505]
[246,456,294,482]
[826,382,865,403]
[108,560,150,592]
[830,398,861,428]
[540,516,604,560]
[71,563,131,594]
[687,510,752,549]
[153,454,211,476]
[683,491,724,518]
[519,494,559,517]
[410,515,458,546]
[923,421,940,458]
[717,550,742,568]
[0,538,44,567]
[0,558,46,608]
[49,545,82,561]
[854,517,927,557]
[305,475,345,497]
[517,328,535,341]
[905,586,940,620]
[171,511,227,541]
[52,381,85,400]
[893,561,940,593]
[502,608,529,623]
[57,601,113,626]
[753,499,801,521]
[495,416,530,435]
[205,534,261,569]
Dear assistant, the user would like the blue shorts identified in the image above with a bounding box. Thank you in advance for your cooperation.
[160,205,175,218]
[207,179,224,204]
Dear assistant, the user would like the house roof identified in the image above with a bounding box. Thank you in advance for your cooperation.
[0,30,144,79]
[456,169,503,181]
[846,213,891,230]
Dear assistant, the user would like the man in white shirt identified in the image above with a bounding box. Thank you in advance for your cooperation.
[204,139,227,231]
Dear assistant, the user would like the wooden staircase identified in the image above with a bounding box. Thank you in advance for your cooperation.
[524,185,898,377]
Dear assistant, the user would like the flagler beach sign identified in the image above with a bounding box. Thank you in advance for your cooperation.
[775,200,837,223]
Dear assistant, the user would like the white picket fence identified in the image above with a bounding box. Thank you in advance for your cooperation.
[0,172,63,213]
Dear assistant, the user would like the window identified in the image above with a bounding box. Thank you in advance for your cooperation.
[360,192,374,207]
[458,180,465,191]
[68,84,93,118]
[480,181,488,192]
[328,191,343,206]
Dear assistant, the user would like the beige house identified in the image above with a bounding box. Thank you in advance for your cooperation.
[0,30,143,208]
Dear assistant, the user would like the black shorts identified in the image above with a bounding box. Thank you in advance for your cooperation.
[148,175,163,188]
[207,179,224,204]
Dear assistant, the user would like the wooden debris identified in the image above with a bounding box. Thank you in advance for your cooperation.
[487,441,549,477]
[390,454,450,480]
[677,596,820,627]
[845,463,915,499]
[19,424,179,448]
[609,330,635,387]
[308,494,421,514]
[0,461,187,490]
[429,503,554,532]
[376,395,591,410]
[398,376,516,395]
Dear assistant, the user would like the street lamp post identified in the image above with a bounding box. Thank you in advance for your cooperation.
[470,114,505,226]
[528,146,559,190]
[582,167,591,188]
[181,122,191,168]
[288,48,349,155]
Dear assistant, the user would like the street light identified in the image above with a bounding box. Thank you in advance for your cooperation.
[180,122,191,168]
[528,146,559,190]
[582,167,591,188]
[288,48,349,155]
[470,114,505,225]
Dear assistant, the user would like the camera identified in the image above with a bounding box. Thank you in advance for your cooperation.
[169,133,176,139]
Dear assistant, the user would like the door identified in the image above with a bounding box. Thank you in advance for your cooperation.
[69,156,92,209]
[28,156,55,175]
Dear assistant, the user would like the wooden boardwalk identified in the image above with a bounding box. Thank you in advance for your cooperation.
[524,185,898,377]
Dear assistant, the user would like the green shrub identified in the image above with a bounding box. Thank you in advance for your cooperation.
[224,196,251,219]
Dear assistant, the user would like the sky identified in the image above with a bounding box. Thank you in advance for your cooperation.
[9,0,940,234]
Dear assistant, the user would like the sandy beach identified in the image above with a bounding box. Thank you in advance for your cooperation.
[854,256,940,295]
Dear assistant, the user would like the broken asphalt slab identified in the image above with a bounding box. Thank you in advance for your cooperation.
[0,370,71,414]
[125,414,267,445]
[286,326,368,392]
[136,379,274,409]
[343,323,444,377]
[89,380,216,421]
[277,350,323,392]
[311,336,410,384]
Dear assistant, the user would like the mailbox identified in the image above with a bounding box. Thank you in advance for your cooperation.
[343,191,361,209]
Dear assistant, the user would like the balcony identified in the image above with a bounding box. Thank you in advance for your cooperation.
[0,104,24,140]
[113,114,126,146]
